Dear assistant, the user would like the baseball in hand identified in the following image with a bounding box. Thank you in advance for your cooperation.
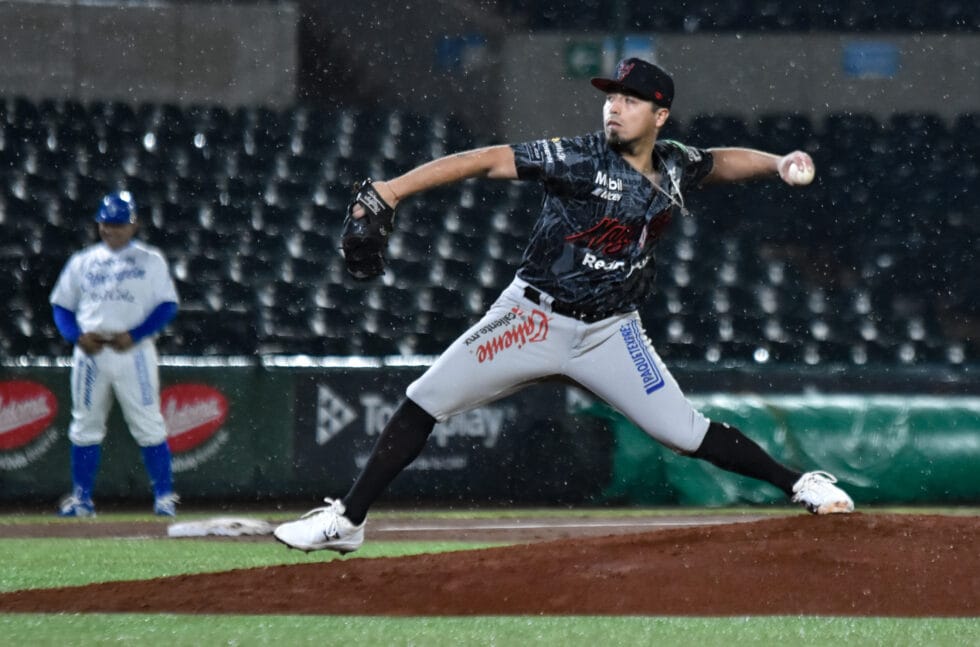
[788,162,815,185]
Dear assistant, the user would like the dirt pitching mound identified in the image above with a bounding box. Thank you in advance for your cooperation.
[1,513,976,616]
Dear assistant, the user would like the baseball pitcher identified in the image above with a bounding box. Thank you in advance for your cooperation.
[276,58,854,553]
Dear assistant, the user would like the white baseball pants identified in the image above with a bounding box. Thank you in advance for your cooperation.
[68,340,168,447]
[407,278,710,453]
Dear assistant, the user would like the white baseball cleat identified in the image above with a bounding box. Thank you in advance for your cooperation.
[274,498,365,554]
[57,490,96,518]
[792,471,855,514]
[154,492,180,517]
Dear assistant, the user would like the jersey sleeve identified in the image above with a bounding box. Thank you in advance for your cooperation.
[510,135,596,186]
[48,254,81,310]
[148,252,180,306]
[662,140,714,190]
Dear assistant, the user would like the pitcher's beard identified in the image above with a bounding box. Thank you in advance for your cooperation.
[607,132,639,156]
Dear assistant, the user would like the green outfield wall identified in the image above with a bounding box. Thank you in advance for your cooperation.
[1,361,977,507]
[590,394,980,506]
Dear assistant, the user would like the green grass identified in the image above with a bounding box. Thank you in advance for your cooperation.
[0,615,976,647]
[1,509,977,646]
[0,537,496,592]
[1,504,975,525]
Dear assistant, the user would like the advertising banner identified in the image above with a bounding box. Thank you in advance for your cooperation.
[291,368,611,504]
[593,393,980,506]
[2,360,977,507]
[153,367,292,500]
[0,378,63,492]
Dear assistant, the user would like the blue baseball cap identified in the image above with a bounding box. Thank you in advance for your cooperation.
[95,191,136,224]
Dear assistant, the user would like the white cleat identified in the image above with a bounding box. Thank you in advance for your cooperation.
[273,498,365,554]
[57,491,96,518]
[154,492,180,517]
[792,471,855,514]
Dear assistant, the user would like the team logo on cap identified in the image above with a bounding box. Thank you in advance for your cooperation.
[616,61,635,80]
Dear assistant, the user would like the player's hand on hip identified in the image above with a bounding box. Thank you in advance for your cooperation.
[77,332,106,356]
[777,151,815,186]
[108,332,135,351]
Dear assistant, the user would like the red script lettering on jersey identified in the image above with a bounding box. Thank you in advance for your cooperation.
[565,217,640,255]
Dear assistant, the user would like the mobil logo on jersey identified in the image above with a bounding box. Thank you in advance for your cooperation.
[592,170,624,201]
[0,380,60,470]
[161,383,230,471]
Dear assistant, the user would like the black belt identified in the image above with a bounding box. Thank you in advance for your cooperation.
[523,286,616,323]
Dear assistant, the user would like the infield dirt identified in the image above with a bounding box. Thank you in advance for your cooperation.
[0,512,976,616]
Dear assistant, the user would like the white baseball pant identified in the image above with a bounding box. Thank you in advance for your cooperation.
[407,277,710,453]
[68,340,168,447]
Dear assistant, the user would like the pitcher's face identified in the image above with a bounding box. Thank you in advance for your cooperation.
[603,92,669,147]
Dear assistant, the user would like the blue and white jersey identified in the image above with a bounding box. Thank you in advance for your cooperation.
[49,240,179,337]
[511,132,713,314]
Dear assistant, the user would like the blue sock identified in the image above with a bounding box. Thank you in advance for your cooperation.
[70,443,101,501]
[140,442,174,498]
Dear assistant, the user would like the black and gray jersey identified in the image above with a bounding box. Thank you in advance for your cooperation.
[511,132,713,315]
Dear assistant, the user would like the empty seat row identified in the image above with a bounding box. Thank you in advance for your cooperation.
[512,0,980,33]
[0,97,975,367]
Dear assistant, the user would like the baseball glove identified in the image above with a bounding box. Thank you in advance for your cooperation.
[341,179,396,280]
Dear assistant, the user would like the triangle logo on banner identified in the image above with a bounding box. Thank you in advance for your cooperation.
[315,383,358,446]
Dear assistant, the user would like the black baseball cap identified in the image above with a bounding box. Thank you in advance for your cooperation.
[591,58,674,108]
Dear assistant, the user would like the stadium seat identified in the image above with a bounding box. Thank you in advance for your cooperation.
[620,0,923,32]
[755,113,816,151]
[686,114,752,148]
[0,96,975,363]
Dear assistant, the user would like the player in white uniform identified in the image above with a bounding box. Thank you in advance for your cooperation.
[275,58,855,554]
[49,192,181,517]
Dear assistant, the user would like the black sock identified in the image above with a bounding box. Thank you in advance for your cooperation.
[341,398,436,524]
[690,421,801,495]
